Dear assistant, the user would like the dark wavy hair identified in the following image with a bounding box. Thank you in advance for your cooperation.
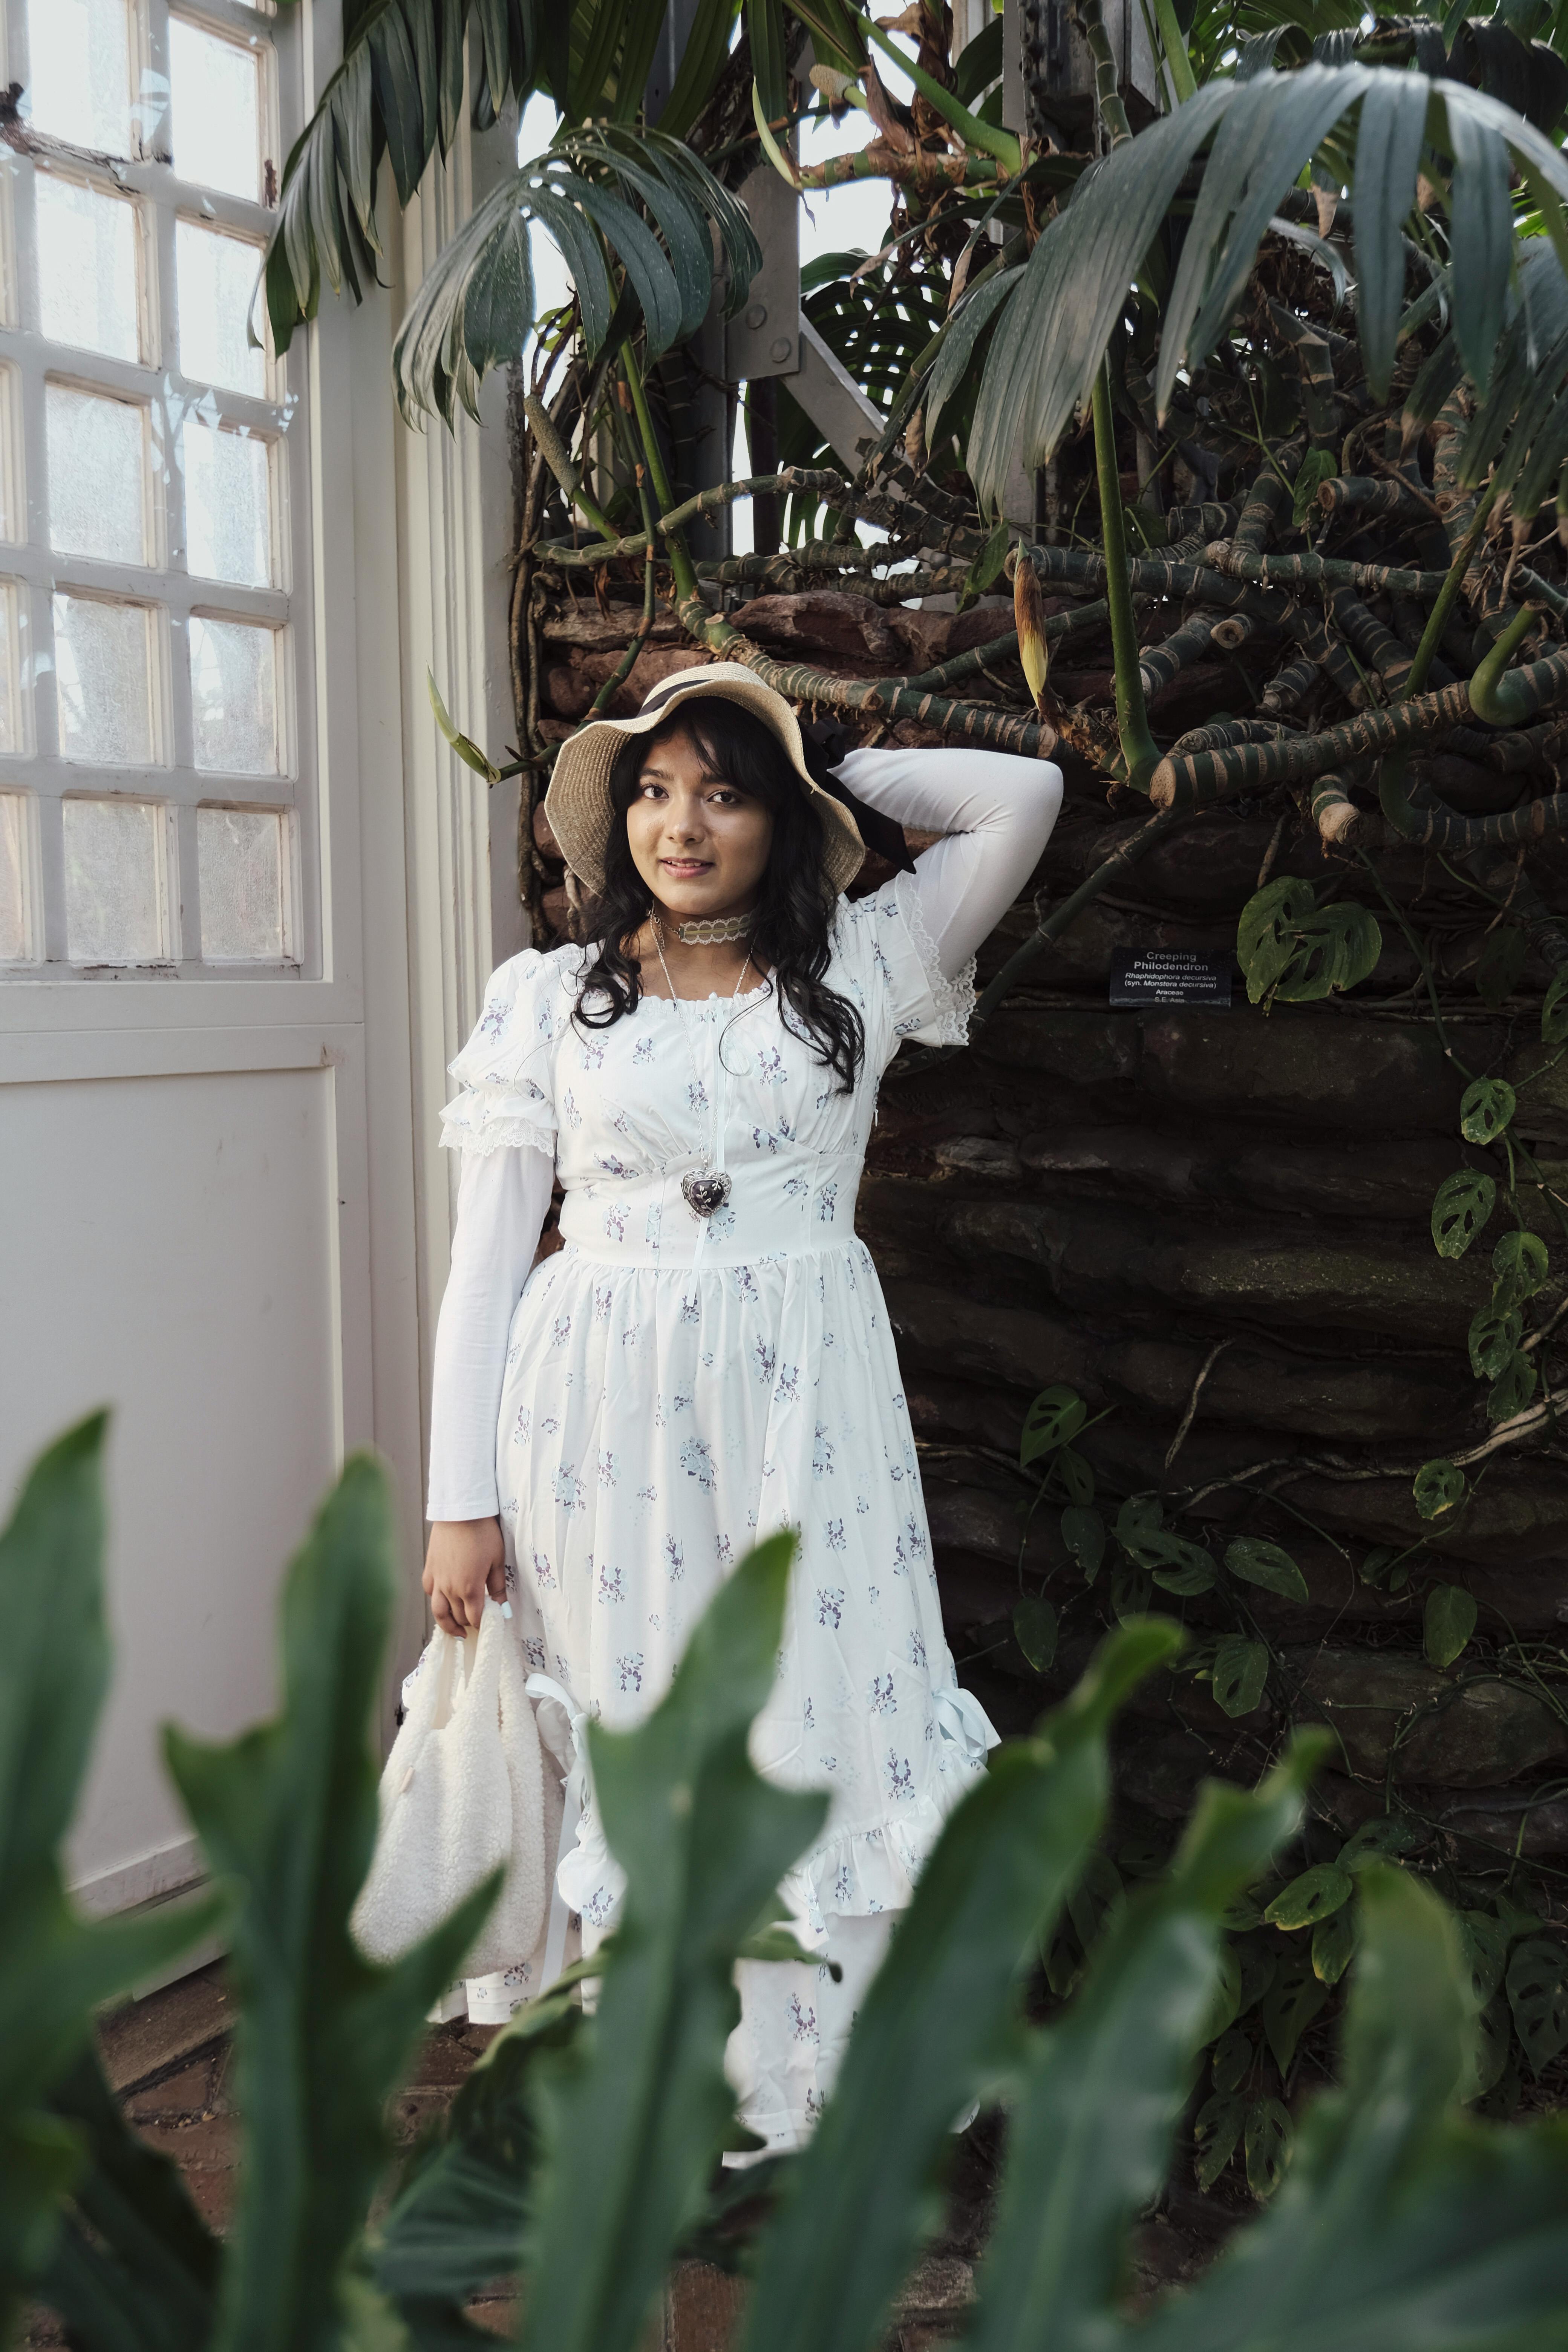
[573,696,865,1090]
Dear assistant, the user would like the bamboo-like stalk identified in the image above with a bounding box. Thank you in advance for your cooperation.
[621,346,698,603]
[1091,361,1160,791]
[1078,0,1135,145]
[1204,541,1453,597]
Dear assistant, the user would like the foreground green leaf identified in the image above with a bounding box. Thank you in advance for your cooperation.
[742,1622,1180,2352]
[519,1534,825,2352]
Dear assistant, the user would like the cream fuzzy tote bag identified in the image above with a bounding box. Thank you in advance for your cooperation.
[352,1600,549,1977]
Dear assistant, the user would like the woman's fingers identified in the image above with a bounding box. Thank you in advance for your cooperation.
[486,1559,508,1602]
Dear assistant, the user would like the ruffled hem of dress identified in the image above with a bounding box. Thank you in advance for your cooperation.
[779,1793,957,1947]
[438,1091,558,1159]
[892,868,977,1048]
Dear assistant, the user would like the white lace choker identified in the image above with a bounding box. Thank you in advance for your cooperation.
[671,911,757,945]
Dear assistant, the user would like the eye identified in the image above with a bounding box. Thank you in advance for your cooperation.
[637,780,667,799]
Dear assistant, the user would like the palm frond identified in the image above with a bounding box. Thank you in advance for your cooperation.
[391,126,761,425]
[265,0,555,354]
[965,64,1568,514]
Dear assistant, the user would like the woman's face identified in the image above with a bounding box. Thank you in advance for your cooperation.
[625,723,775,921]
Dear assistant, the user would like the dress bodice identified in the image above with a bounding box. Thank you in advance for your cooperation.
[439,874,974,1269]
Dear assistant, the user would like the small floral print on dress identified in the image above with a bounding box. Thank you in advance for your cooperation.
[904,1514,929,1558]
[532,1548,557,1590]
[753,1338,776,1385]
[866,1583,879,1608]
[751,1125,782,1155]
[856,1494,871,1516]
[733,1263,759,1304]
[910,1630,928,1668]
[593,1282,613,1323]
[603,1203,629,1243]
[886,1753,914,1801]
[686,1080,709,1113]
[833,1862,851,1904]
[819,1753,838,1774]
[619,1323,641,1350]
[597,1563,624,1605]
[672,1391,693,1414]
[633,1035,655,1062]
[554,1467,585,1512]
[579,1039,606,1069]
[679,1293,700,1324]
[869,1672,895,1715]
[803,1694,815,1727]
[788,1995,819,2045]
[550,1314,571,1348]
[816,1586,845,1629]
[637,1483,658,1503]
[478,995,507,1041]
[562,1087,582,1129]
[824,1519,846,1551]
[541,1413,560,1437]
[597,1153,637,1179]
[816,1182,838,1223]
[774,1363,801,1404]
[757,1045,786,1084]
[893,1536,909,1577]
[583,1886,616,1928]
[680,1436,716,1491]
[524,1634,546,1669]
[715,1532,733,1565]
[597,1450,617,1488]
[783,1173,809,1201]
[812,1425,835,1478]
[513,1403,531,1445]
[663,1535,685,1580]
[616,1652,644,1694]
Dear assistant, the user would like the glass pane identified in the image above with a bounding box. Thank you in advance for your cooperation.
[47,384,149,565]
[0,580,21,755]
[0,794,28,959]
[176,222,265,396]
[54,595,157,765]
[36,176,141,362]
[0,367,21,542]
[170,17,262,202]
[184,421,270,586]
[198,806,286,958]
[63,798,166,962]
[190,616,277,773]
[28,0,133,158]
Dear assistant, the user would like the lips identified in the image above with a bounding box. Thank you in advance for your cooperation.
[661,859,712,877]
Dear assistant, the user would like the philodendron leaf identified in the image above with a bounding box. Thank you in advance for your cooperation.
[1430,1168,1496,1259]
[1013,1595,1058,1674]
[519,1534,825,2352]
[1488,1350,1539,1424]
[1264,1865,1354,1932]
[1245,2096,1294,2199]
[0,1418,227,2335]
[1493,1227,1551,1306]
[1237,877,1382,1006]
[1458,1911,1510,2009]
[1021,1384,1087,1466]
[165,1458,495,2352]
[1224,1538,1309,1602]
[1211,1636,1269,1720]
[1061,1507,1106,1582]
[1468,1303,1523,1380]
[1312,1903,1358,1987]
[962,1741,1323,2352]
[1424,1583,1478,1670]
[1413,1458,1466,1519]
[1129,1868,1568,2352]
[1459,1076,1517,1145]
[1194,2092,1247,2191]
[1261,1946,1329,2075]
[1506,1937,1568,2076]
[741,1622,1180,2352]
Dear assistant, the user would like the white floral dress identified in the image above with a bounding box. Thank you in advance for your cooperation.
[438,871,999,2151]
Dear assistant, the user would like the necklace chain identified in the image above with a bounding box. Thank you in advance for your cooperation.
[651,916,753,1218]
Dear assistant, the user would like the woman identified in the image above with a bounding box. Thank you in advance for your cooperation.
[424,662,1063,2153]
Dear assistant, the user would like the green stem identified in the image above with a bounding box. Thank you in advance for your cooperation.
[1405,488,1496,700]
[1092,361,1159,790]
[621,346,697,602]
[1152,0,1198,102]
[853,11,1023,172]
[1078,0,1134,144]
[1469,605,1541,727]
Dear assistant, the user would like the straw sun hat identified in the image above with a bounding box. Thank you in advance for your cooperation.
[543,662,867,900]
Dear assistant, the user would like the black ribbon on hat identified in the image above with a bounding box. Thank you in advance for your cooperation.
[798,717,915,874]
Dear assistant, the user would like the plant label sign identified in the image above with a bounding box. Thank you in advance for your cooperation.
[1110,949,1233,1008]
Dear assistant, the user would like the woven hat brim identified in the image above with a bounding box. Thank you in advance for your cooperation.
[543,663,866,899]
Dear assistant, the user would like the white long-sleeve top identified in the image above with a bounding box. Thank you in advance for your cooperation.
[426,744,1063,1521]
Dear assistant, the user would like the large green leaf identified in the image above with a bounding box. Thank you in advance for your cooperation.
[1352,71,1430,397]
[517,1534,826,2352]
[0,1418,226,2334]
[1123,1869,1568,2352]
[741,1622,1181,2352]
[164,1458,496,2352]
[964,1742,1321,2352]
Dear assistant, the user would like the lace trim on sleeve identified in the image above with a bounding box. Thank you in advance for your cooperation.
[891,868,977,1048]
[437,1098,557,1160]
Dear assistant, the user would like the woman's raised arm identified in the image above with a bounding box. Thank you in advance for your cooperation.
[830,744,1063,979]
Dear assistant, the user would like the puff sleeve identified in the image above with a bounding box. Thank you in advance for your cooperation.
[438,948,564,1160]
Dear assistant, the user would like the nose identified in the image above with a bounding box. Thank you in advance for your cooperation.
[665,795,707,843]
